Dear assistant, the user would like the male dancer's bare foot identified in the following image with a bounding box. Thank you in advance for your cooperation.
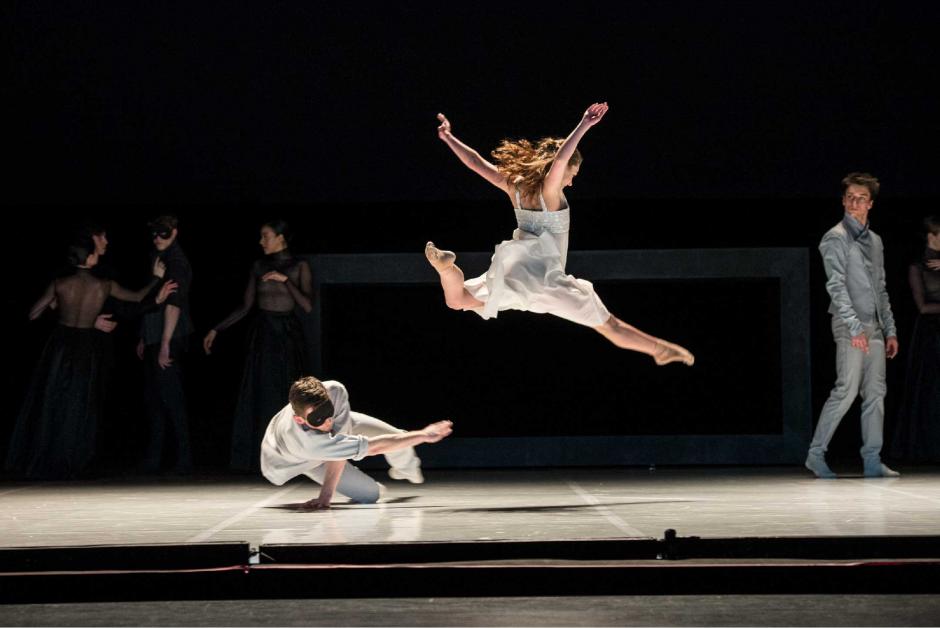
[425,241,456,273]
[653,340,695,366]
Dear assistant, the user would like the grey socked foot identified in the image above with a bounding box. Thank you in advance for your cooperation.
[864,461,900,478]
[653,340,695,366]
[425,241,456,273]
[805,454,837,479]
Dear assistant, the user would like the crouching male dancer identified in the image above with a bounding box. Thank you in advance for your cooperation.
[261,376,453,509]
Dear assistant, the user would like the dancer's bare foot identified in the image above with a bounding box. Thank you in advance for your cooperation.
[653,340,694,366]
[425,241,456,273]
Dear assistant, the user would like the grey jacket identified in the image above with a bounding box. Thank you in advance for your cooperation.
[820,214,896,338]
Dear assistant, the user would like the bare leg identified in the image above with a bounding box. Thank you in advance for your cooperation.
[595,315,694,366]
[425,242,484,310]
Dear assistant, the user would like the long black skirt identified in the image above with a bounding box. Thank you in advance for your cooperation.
[891,314,940,462]
[6,325,105,479]
[229,311,307,471]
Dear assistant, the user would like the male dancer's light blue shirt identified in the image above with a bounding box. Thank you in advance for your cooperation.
[819,213,896,338]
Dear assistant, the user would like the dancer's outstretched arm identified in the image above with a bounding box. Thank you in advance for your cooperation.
[543,102,608,194]
[366,420,453,456]
[204,268,258,354]
[436,113,509,192]
[28,281,56,320]
[107,257,168,303]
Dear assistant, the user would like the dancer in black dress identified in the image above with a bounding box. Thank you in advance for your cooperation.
[891,215,940,462]
[203,220,313,471]
[6,239,175,479]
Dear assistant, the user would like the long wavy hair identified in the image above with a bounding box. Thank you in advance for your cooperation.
[491,138,582,196]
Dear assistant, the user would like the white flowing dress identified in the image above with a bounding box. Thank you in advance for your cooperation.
[463,190,611,328]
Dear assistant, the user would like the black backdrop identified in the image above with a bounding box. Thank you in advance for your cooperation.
[3,1,938,470]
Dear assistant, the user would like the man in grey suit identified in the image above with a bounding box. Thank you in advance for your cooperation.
[806,172,901,479]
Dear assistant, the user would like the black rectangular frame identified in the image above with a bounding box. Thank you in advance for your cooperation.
[306,248,810,466]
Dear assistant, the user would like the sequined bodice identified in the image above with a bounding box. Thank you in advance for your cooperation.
[514,207,571,235]
[512,189,571,235]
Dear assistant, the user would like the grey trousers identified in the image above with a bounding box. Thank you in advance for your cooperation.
[809,317,887,462]
[304,411,421,503]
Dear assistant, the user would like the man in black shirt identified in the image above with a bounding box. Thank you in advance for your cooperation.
[138,215,194,474]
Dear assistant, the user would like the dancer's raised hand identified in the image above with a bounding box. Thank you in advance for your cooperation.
[436,113,452,140]
[581,102,608,127]
[435,111,509,192]
[422,420,453,443]
[262,271,287,283]
[152,258,167,279]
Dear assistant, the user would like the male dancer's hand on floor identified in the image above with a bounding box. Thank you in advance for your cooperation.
[301,496,334,511]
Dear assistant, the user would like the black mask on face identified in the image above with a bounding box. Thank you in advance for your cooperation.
[305,399,335,428]
[151,228,173,240]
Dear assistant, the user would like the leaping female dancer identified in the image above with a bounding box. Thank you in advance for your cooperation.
[425,102,694,366]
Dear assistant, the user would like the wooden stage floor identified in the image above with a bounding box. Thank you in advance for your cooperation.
[3,466,939,549]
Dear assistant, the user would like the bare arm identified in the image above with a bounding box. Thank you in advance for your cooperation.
[109,277,160,303]
[108,258,166,303]
[910,264,940,314]
[304,460,346,510]
[162,305,180,345]
[365,420,453,456]
[436,113,509,192]
[28,281,57,320]
[542,102,608,194]
[157,304,181,369]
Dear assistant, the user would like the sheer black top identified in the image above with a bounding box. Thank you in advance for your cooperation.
[213,250,313,332]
